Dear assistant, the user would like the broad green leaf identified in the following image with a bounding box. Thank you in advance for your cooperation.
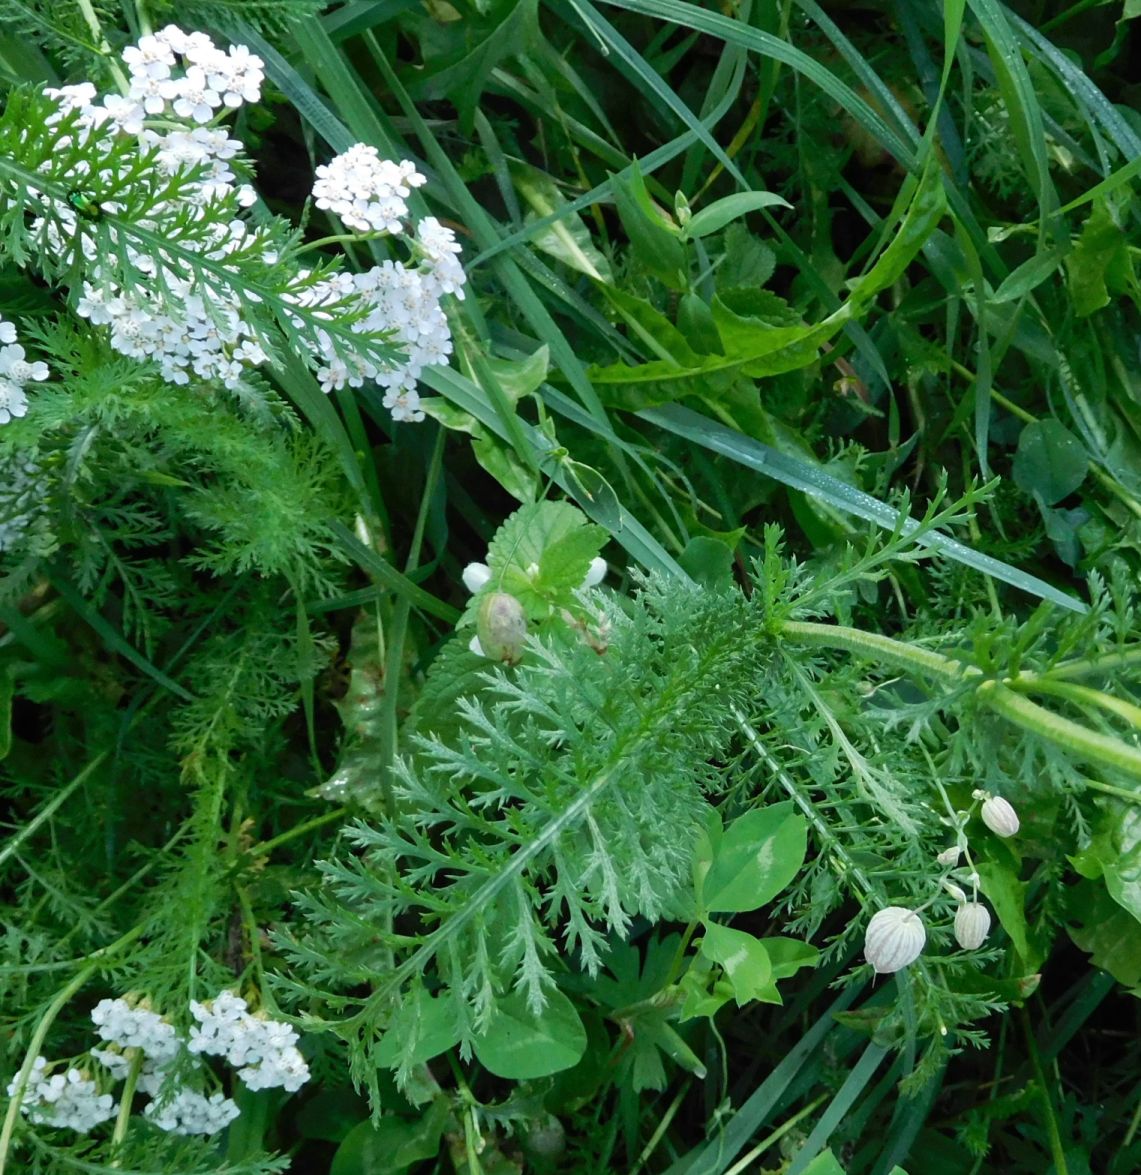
[676,291,724,354]
[799,1151,846,1175]
[374,992,462,1069]
[331,1099,450,1175]
[511,163,613,281]
[678,536,736,590]
[611,160,687,288]
[717,222,775,289]
[976,859,1033,964]
[683,190,791,239]
[700,802,807,913]
[1067,880,1141,992]
[598,284,701,364]
[473,500,606,622]
[757,936,821,980]
[1066,201,1134,317]
[472,988,587,1079]
[1012,419,1089,505]
[699,923,776,1004]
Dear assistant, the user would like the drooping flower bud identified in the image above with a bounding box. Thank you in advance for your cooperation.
[980,794,1020,838]
[462,562,491,593]
[581,557,607,589]
[864,906,926,974]
[942,881,967,903]
[476,591,527,664]
[936,845,961,867]
[954,902,992,950]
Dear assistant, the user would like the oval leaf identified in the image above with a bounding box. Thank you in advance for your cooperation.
[701,803,807,913]
[1012,419,1089,506]
[472,988,587,1079]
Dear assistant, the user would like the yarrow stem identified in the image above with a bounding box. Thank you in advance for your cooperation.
[779,620,1141,782]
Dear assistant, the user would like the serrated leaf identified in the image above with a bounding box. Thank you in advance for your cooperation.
[472,987,587,1078]
[1066,201,1134,317]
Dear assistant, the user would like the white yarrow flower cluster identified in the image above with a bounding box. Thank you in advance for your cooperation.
[0,450,46,554]
[302,151,470,423]
[0,313,50,425]
[31,31,467,422]
[143,1087,240,1135]
[6,1057,117,1132]
[123,25,265,120]
[90,997,181,1065]
[189,991,310,1092]
[312,146,426,233]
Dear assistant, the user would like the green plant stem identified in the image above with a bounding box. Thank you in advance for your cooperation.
[74,0,130,92]
[109,1050,145,1164]
[247,807,348,859]
[723,1093,829,1175]
[295,230,392,255]
[0,924,144,1175]
[1020,1006,1069,1175]
[780,620,1141,782]
[1007,676,1141,731]
[0,750,109,872]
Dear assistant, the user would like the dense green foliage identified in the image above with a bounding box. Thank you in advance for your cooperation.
[1,0,1139,1172]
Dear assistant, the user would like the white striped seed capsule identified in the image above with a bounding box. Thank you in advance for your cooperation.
[981,795,1020,838]
[864,906,926,974]
[954,902,992,950]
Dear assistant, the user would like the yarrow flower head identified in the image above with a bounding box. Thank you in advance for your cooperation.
[312,145,426,234]
[189,991,310,1092]
[0,314,50,426]
[6,1057,117,1133]
[863,905,926,974]
[90,997,181,1066]
[143,1086,240,1135]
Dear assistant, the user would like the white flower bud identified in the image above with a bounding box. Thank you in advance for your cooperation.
[936,845,961,867]
[476,592,527,664]
[580,557,607,588]
[954,902,992,950]
[980,795,1020,838]
[462,562,491,593]
[942,881,967,903]
[864,906,926,974]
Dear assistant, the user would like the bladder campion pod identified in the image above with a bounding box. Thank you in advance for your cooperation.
[864,906,926,974]
[476,591,528,664]
[979,794,1020,838]
[954,902,992,950]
